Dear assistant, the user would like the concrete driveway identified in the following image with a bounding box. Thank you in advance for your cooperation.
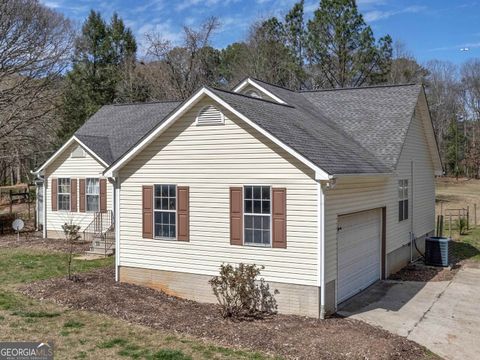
[338,266,480,360]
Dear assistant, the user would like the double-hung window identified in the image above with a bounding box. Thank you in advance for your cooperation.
[244,186,271,246]
[398,179,409,222]
[86,178,100,212]
[154,184,176,239]
[58,178,71,211]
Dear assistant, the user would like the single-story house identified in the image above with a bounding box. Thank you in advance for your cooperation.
[35,78,442,317]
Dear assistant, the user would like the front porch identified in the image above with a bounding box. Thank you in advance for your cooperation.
[83,210,115,257]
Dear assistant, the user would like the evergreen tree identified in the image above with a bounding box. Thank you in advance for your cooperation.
[58,11,136,142]
[306,0,392,88]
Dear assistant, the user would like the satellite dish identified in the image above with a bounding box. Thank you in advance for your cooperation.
[12,219,24,232]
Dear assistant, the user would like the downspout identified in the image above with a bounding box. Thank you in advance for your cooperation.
[318,181,326,319]
[43,176,47,239]
[114,176,120,282]
[410,160,414,262]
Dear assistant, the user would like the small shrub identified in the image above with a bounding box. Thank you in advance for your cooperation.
[209,263,278,319]
[62,222,81,280]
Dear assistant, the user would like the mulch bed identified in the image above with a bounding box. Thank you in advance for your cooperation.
[20,268,437,360]
[389,261,459,282]
[0,230,90,253]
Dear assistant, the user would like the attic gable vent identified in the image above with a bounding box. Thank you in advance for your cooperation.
[245,90,262,99]
[196,105,225,126]
[71,146,85,158]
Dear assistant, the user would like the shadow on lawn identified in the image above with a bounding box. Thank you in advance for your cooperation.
[451,239,480,263]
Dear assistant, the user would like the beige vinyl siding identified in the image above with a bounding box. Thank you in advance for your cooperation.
[45,141,113,236]
[324,95,436,283]
[118,98,319,286]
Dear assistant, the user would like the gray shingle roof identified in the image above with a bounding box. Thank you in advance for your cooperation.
[210,88,390,175]
[71,78,422,176]
[301,84,422,170]
[75,101,180,165]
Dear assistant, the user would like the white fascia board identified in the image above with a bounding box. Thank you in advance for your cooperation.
[232,78,287,105]
[329,172,392,178]
[104,87,330,180]
[32,135,108,176]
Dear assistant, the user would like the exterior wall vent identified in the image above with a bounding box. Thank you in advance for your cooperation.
[71,146,86,158]
[245,90,262,99]
[196,105,225,126]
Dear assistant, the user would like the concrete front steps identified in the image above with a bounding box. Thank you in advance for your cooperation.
[85,237,115,257]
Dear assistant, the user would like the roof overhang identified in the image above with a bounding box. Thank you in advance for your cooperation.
[104,87,330,180]
[32,135,108,176]
[232,78,287,104]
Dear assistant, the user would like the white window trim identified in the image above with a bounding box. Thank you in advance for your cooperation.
[57,178,71,212]
[195,104,225,126]
[153,184,177,240]
[243,185,272,248]
[86,178,100,213]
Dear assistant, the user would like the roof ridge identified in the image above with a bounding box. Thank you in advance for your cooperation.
[300,83,420,93]
[210,86,295,108]
[248,77,297,93]
[110,99,182,107]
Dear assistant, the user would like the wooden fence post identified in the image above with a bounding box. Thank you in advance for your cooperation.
[473,203,477,227]
[467,206,470,230]
[449,214,452,238]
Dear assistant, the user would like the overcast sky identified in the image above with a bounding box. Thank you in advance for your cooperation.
[40,0,480,64]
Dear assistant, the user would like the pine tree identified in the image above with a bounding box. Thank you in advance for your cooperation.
[57,11,136,142]
[306,0,392,88]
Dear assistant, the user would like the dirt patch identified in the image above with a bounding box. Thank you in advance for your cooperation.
[21,268,437,360]
[389,262,459,282]
[0,230,90,253]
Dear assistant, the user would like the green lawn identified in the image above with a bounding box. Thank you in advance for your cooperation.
[0,248,271,360]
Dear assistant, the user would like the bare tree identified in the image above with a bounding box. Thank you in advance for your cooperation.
[141,17,221,100]
[424,60,462,164]
[387,41,428,85]
[0,0,74,184]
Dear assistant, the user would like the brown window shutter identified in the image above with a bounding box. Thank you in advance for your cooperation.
[177,186,189,241]
[230,187,243,245]
[100,178,107,213]
[70,179,77,212]
[79,179,86,212]
[142,185,153,239]
[272,188,287,248]
[51,178,57,211]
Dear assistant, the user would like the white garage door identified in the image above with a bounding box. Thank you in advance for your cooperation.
[337,209,382,303]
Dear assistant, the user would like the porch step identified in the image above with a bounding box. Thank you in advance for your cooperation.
[92,239,115,248]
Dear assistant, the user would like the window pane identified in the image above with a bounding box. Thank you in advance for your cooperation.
[245,200,252,213]
[169,212,176,225]
[155,198,161,209]
[86,178,99,194]
[169,185,176,197]
[86,195,99,212]
[161,198,168,210]
[155,185,161,197]
[244,215,252,228]
[262,216,270,230]
[253,186,261,199]
[245,186,252,199]
[404,199,409,220]
[245,229,253,243]
[253,200,261,213]
[169,198,176,210]
[404,181,408,198]
[253,229,262,243]
[262,186,270,200]
[262,200,270,214]
[262,230,270,245]
[399,200,404,221]
[254,215,262,229]
[58,194,70,211]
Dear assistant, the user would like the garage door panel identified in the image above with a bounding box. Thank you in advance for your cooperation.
[338,209,381,303]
